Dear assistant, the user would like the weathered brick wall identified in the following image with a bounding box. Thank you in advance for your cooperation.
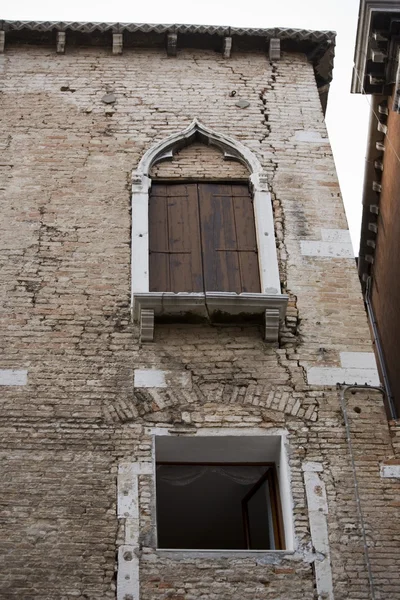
[0,42,399,600]
[150,142,249,179]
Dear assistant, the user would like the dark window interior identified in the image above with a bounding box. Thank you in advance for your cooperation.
[156,463,282,550]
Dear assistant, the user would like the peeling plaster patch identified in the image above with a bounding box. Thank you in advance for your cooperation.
[307,367,380,386]
[380,463,400,478]
[300,240,354,258]
[303,463,334,600]
[294,130,328,143]
[0,369,28,386]
[340,352,377,370]
[134,369,191,389]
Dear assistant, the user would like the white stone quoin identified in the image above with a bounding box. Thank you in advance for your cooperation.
[307,352,380,386]
[0,369,28,386]
[301,229,354,258]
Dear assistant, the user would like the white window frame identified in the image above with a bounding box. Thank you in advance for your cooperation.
[151,427,295,554]
[131,119,288,341]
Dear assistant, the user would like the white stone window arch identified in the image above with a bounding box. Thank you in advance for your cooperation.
[131,119,288,341]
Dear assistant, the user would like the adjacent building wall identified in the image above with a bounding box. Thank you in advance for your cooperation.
[0,40,399,600]
[370,98,400,415]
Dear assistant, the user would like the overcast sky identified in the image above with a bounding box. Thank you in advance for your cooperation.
[2,0,370,252]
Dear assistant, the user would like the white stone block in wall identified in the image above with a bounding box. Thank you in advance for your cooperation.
[0,369,28,386]
[307,367,380,386]
[117,545,139,600]
[134,369,191,388]
[118,463,139,519]
[380,464,400,478]
[340,352,377,370]
[294,130,328,143]
[300,240,354,258]
[303,463,334,600]
[321,229,352,244]
[134,369,167,388]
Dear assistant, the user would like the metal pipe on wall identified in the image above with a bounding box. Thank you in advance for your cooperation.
[338,384,386,600]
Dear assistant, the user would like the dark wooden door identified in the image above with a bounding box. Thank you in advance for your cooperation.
[149,182,260,293]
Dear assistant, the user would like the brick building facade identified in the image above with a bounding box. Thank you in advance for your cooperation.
[0,20,399,600]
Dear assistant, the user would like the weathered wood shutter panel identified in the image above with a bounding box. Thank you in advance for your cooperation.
[149,182,260,294]
[198,183,261,293]
[149,183,203,292]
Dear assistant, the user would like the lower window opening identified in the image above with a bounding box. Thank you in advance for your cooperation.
[156,462,284,550]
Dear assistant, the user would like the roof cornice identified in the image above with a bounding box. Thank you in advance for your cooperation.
[0,19,335,41]
[352,0,400,94]
[0,20,336,92]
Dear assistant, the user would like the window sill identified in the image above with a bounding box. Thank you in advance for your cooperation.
[133,292,288,342]
[153,548,293,559]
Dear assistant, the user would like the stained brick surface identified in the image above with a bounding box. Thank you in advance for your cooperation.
[0,43,399,600]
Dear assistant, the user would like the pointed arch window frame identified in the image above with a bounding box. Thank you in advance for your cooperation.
[131,119,288,341]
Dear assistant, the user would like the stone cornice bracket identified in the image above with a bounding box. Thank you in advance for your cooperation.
[140,309,155,342]
[265,308,280,342]
[56,32,66,54]
[223,36,232,58]
[167,32,178,56]
[269,38,281,61]
[113,33,123,55]
[0,30,5,53]
[351,0,400,94]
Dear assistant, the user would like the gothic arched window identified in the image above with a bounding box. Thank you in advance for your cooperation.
[131,120,287,341]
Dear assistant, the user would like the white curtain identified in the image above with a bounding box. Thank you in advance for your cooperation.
[156,465,269,486]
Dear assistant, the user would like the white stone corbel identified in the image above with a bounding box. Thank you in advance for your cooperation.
[56,32,66,54]
[167,33,178,57]
[140,309,154,342]
[265,308,280,342]
[223,36,232,58]
[269,38,281,61]
[371,48,386,63]
[377,122,387,135]
[372,181,382,192]
[113,33,123,55]
[0,31,5,53]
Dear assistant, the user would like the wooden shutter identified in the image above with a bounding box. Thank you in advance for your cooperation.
[149,183,203,292]
[149,182,260,294]
[198,183,261,293]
